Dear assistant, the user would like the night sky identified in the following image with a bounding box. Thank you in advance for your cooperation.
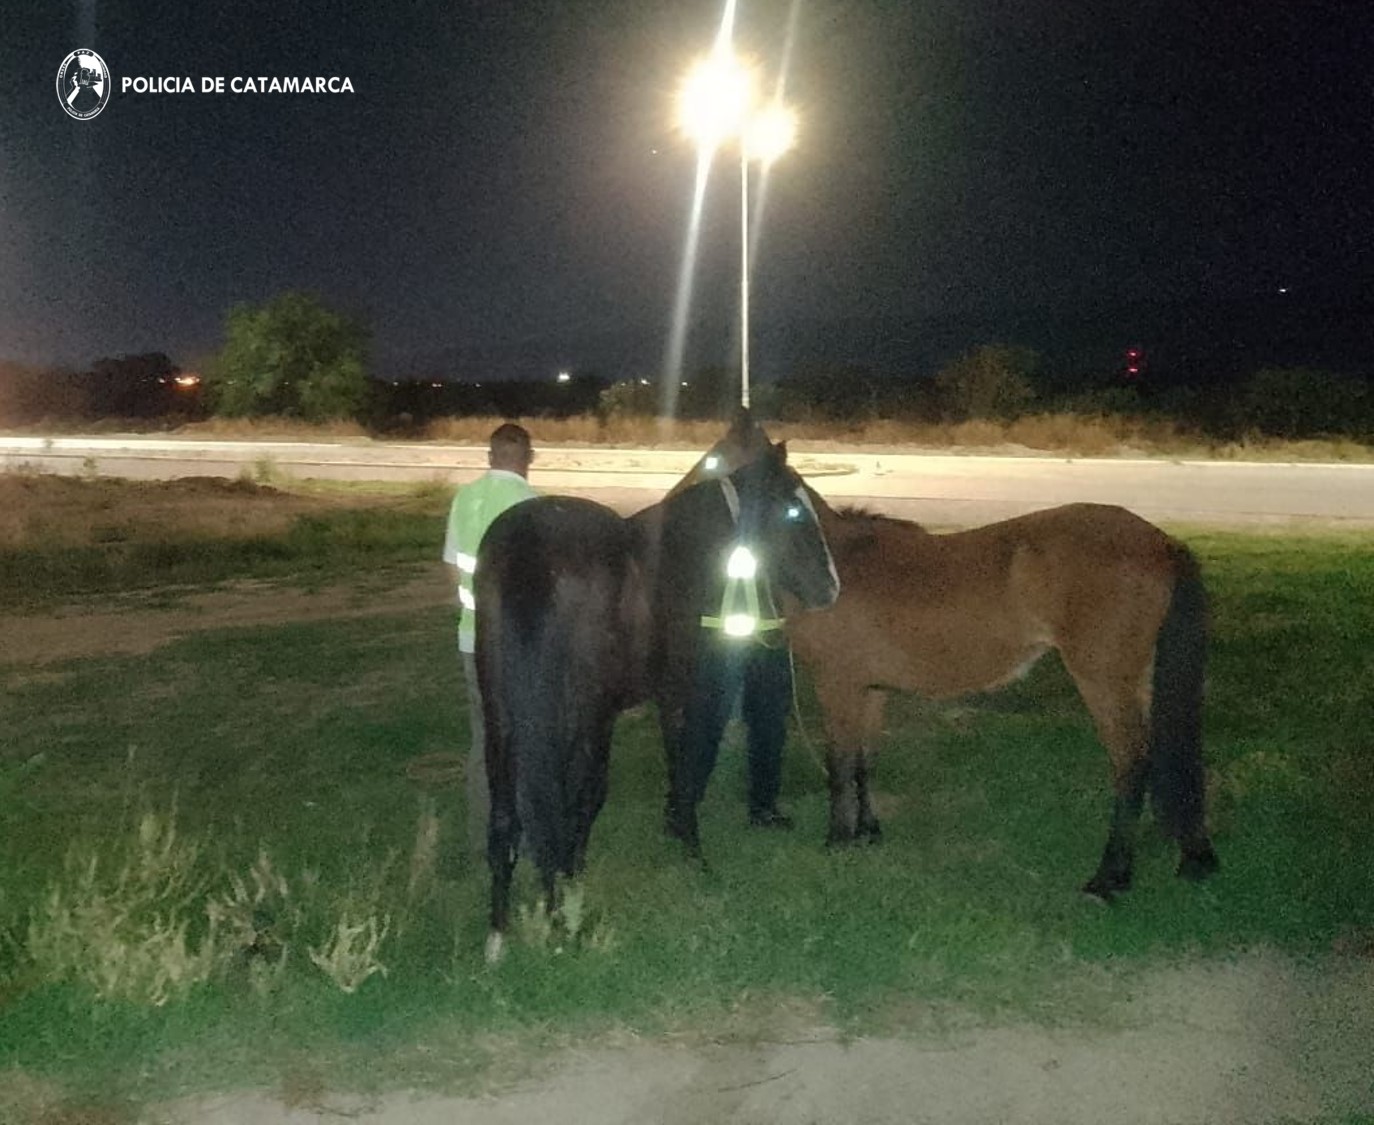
[3,1,1371,380]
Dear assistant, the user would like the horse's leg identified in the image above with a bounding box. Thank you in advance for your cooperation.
[658,703,686,839]
[669,641,742,859]
[485,768,519,963]
[741,642,793,825]
[572,714,615,875]
[813,677,873,847]
[1069,672,1152,901]
[855,690,888,843]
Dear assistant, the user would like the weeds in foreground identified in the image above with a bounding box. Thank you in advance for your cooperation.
[513,885,617,956]
[27,813,217,1006]
[308,911,391,994]
[22,814,403,1005]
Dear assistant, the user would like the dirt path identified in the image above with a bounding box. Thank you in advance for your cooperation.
[139,952,1372,1125]
[0,569,450,670]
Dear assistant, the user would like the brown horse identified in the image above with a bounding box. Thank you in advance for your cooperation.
[685,413,1219,900]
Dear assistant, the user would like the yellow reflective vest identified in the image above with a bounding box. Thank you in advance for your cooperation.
[441,469,537,652]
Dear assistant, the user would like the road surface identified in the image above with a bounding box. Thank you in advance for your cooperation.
[3,434,1374,526]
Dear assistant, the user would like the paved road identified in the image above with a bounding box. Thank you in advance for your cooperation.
[4,434,1374,527]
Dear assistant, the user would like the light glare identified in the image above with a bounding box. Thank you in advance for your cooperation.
[724,613,757,637]
[745,101,798,165]
[678,53,756,150]
[726,545,758,579]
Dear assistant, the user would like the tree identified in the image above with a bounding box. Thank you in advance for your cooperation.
[205,292,369,421]
[933,344,1038,421]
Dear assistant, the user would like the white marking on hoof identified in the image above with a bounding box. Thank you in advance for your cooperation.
[484,931,505,964]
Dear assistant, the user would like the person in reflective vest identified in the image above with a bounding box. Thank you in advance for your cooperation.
[670,410,796,835]
[441,423,537,856]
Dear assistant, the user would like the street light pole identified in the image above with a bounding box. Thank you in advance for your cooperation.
[676,46,795,413]
[739,145,751,409]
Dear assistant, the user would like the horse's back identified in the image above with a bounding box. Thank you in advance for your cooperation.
[991,503,1182,629]
[478,496,649,704]
[793,501,1189,698]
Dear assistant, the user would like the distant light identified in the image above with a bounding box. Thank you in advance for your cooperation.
[1278,287,1289,294]
[431,382,442,388]
[173,373,200,389]
[557,371,572,384]
[638,378,650,386]
[681,380,689,387]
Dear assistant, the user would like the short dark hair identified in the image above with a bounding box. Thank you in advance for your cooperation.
[488,422,533,466]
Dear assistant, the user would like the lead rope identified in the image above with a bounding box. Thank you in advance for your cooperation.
[786,643,829,778]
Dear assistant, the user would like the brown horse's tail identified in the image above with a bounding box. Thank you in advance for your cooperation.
[1148,545,1209,841]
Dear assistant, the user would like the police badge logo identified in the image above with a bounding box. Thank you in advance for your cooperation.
[56,49,111,120]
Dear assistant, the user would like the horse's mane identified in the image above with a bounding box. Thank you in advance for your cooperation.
[836,503,927,534]
[829,502,917,530]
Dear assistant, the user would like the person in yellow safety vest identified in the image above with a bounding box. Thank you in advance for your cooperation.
[441,422,538,857]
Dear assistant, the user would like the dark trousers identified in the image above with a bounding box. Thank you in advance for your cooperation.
[677,638,792,816]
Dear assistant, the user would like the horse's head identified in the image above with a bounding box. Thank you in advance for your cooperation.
[668,408,773,499]
[725,440,840,615]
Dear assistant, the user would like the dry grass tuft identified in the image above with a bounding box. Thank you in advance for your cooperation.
[0,474,328,551]
[26,813,218,1007]
[512,884,617,956]
[22,813,406,1005]
[419,414,752,449]
[308,912,391,994]
[175,416,372,441]
[405,797,442,902]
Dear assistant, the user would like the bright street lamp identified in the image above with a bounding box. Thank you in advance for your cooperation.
[677,49,796,410]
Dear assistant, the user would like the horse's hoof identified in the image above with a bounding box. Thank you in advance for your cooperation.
[824,830,858,850]
[1177,845,1219,882]
[1080,885,1114,906]
[859,821,883,845]
[748,808,794,830]
[1081,869,1131,902]
[484,931,506,965]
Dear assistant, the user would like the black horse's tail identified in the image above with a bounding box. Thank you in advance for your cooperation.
[1148,544,1209,841]
[495,545,621,896]
[497,572,578,891]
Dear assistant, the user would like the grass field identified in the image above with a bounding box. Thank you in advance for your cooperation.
[1,477,1372,1114]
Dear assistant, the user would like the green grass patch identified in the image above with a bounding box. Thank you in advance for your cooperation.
[1,531,1371,1106]
[0,504,444,610]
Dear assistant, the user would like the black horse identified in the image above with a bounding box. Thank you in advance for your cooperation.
[475,441,838,960]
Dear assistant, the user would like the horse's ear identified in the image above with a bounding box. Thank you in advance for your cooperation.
[773,440,789,464]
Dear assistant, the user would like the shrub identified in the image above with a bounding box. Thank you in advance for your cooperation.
[933,345,1039,421]
[205,292,370,422]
